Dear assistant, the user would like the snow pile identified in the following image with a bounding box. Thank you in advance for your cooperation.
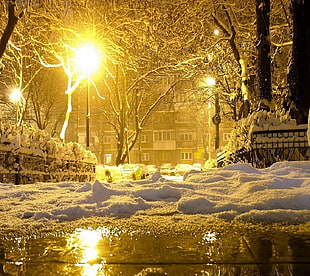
[0,160,309,230]
[0,122,96,163]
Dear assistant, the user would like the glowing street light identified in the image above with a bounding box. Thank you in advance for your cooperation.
[10,88,23,103]
[9,88,25,125]
[75,44,100,149]
[205,76,216,87]
[214,29,220,36]
[75,45,100,76]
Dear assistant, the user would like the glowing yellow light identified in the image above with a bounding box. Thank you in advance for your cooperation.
[75,45,100,75]
[10,89,23,103]
[205,77,216,87]
[214,29,219,36]
[67,228,102,263]
[82,264,102,276]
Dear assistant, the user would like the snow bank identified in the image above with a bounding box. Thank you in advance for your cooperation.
[0,160,309,230]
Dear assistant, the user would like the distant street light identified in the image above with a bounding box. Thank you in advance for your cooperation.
[9,88,25,125]
[75,44,100,149]
[205,76,216,87]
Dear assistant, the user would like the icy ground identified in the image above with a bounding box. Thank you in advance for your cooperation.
[0,160,309,232]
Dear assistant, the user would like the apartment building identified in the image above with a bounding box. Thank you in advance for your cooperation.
[74,106,233,167]
[67,75,234,166]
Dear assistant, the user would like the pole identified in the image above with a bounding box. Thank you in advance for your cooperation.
[208,101,212,159]
[214,91,220,150]
[86,75,90,149]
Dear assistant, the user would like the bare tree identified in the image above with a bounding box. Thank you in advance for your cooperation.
[87,0,217,164]
[0,0,296,163]
[0,0,67,131]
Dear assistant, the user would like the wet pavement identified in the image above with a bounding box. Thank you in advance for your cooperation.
[0,217,309,275]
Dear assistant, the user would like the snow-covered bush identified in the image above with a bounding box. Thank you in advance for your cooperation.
[0,122,97,164]
[203,159,218,170]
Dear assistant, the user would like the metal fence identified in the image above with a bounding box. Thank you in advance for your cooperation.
[0,150,96,184]
[219,128,309,169]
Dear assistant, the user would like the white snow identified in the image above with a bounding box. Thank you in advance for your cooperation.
[0,160,309,230]
[0,122,97,163]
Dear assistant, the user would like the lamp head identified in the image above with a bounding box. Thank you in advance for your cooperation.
[75,45,100,75]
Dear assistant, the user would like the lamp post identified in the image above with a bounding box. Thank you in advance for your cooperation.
[9,88,24,125]
[75,45,100,149]
[204,77,221,158]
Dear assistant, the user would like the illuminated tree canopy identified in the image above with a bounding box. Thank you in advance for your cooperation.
[0,0,304,164]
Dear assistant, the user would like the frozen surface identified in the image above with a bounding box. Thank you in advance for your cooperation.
[0,161,310,231]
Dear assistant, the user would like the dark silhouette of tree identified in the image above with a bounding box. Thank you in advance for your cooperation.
[256,0,272,106]
[288,0,310,124]
[0,0,24,60]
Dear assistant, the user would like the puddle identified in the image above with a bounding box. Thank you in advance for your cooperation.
[0,220,309,275]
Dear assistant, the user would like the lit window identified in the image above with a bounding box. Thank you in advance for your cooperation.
[105,154,112,164]
[181,152,193,160]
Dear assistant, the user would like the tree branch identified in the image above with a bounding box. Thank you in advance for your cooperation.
[0,0,25,59]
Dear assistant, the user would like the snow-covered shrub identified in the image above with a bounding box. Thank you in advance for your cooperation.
[0,122,97,163]
[203,159,218,170]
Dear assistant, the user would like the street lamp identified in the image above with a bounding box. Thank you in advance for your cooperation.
[205,76,216,87]
[204,77,220,158]
[9,88,24,125]
[75,45,100,149]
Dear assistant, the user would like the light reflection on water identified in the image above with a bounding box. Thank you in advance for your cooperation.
[0,223,309,275]
[67,228,104,264]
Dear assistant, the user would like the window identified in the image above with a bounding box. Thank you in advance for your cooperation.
[154,130,175,141]
[160,152,169,162]
[141,135,149,143]
[103,136,111,144]
[181,152,193,160]
[141,152,150,161]
[179,133,193,141]
[105,154,112,164]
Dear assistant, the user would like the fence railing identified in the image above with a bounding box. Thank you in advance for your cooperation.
[219,128,309,168]
[0,150,96,184]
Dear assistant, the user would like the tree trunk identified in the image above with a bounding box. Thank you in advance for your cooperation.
[256,0,272,104]
[288,0,310,124]
[0,0,20,59]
